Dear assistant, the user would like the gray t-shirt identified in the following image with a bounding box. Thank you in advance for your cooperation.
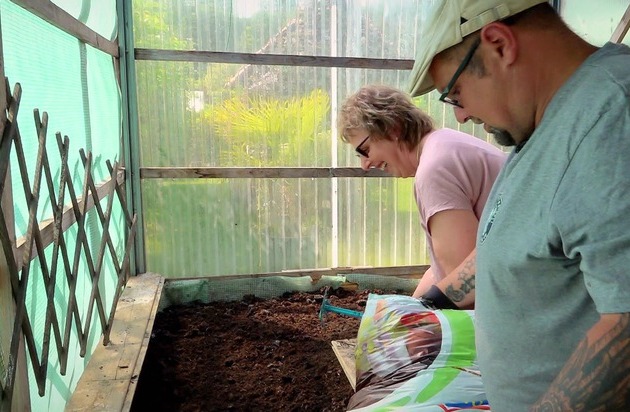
[476,42,630,411]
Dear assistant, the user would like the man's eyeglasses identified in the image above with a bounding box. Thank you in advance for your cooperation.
[439,39,481,108]
[355,135,370,158]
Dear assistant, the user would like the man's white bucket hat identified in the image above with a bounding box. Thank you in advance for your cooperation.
[408,0,548,97]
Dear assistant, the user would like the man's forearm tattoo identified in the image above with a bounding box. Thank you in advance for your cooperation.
[530,313,630,411]
[444,256,476,303]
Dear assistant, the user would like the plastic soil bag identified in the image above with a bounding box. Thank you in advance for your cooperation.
[347,294,490,411]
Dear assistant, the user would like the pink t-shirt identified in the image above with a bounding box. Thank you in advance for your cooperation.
[415,128,507,278]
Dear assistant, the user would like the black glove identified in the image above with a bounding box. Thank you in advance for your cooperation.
[420,285,458,310]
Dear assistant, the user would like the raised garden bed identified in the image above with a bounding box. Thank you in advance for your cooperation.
[130,287,399,411]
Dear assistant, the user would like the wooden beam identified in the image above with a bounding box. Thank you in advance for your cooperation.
[134,48,414,70]
[0,27,30,409]
[0,56,6,140]
[140,166,391,179]
[331,339,357,390]
[13,168,125,269]
[65,273,164,412]
[10,0,119,57]
[611,3,630,43]
[167,264,429,282]
[0,179,31,412]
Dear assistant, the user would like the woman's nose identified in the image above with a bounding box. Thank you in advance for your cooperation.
[360,156,371,171]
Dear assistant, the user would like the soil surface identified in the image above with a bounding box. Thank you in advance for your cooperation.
[131,286,401,412]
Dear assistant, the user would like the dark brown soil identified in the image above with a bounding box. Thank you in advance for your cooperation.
[131,287,400,412]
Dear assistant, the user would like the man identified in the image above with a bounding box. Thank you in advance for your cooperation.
[407,1,630,411]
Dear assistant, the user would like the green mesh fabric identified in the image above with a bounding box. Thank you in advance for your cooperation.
[158,274,418,311]
[0,1,121,410]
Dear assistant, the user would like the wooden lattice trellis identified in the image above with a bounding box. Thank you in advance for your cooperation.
[0,79,136,410]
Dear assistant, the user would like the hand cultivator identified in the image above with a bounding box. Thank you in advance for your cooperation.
[318,286,363,326]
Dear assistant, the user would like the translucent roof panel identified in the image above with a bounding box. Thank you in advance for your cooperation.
[132,0,434,59]
[51,0,118,41]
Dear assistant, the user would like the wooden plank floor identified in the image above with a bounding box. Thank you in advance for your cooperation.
[65,273,164,412]
[331,338,357,390]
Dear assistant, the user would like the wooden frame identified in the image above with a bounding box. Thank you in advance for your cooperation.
[135,48,413,70]
[65,263,424,411]
[0,23,30,410]
[65,273,164,412]
[170,264,429,283]
[611,3,630,43]
[331,339,357,389]
[140,166,390,179]
[14,168,125,268]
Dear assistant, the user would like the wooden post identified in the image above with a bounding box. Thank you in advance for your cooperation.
[0,14,31,412]
[610,3,630,43]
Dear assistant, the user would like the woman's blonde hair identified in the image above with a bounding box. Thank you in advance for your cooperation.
[338,84,434,150]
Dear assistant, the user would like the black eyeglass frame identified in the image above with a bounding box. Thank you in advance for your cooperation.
[438,39,481,108]
[355,135,370,158]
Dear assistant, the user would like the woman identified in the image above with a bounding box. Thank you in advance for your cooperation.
[338,84,506,298]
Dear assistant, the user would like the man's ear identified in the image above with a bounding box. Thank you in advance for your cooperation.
[479,22,518,66]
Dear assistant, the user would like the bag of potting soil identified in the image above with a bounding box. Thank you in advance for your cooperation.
[347,294,490,411]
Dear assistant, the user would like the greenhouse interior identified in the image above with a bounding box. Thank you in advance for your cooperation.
[0,0,629,411]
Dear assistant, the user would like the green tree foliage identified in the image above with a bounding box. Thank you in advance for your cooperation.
[206,89,332,239]
[209,89,330,166]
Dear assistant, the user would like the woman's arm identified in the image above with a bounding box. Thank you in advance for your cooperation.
[420,249,477,309]
[428,209,478,276]
[435,249,477,308]
[413,209,478,309]
[412,266,437,298]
